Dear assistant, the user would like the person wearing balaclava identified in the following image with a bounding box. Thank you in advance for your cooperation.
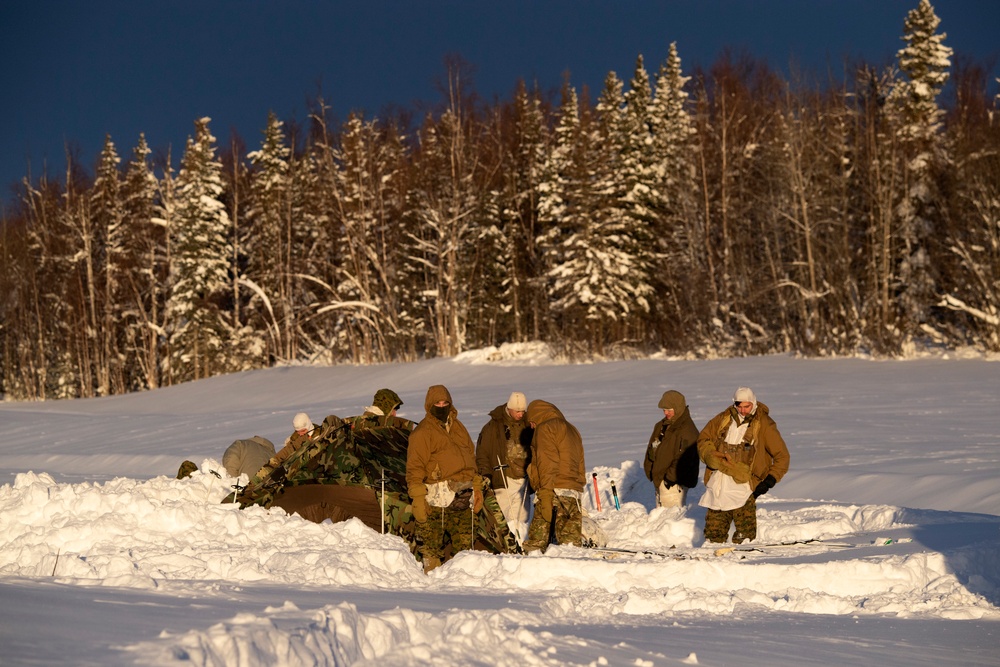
[406,385,483,573]
[696,387,790,544]
[643,390,700,508]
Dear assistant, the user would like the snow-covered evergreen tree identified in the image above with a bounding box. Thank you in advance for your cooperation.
[119,133,165,390]
[89,135,122,394]
[894,0,953,340]
[650,42,702,348]
[245,111,290,361]
[166,117,234,381]
[496,81,550,342]
[538,76,653,352]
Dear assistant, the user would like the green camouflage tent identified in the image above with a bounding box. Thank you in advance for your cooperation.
[232,415,521,561]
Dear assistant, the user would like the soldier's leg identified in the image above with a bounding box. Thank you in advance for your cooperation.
[656,482,686,508]
[479,494,522,554]
[703,508,733,543]
[416,506,445,561]
[522,510,553,553]
[553,496,583,546]
[731,496,757,544]
[445,505,475,554]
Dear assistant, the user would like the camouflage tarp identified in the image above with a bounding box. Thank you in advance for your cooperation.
[232,416,521,560]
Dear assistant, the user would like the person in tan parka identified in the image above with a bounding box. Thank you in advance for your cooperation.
[523,399,586,552]
[406,385,483,572]
[697,387,790,544]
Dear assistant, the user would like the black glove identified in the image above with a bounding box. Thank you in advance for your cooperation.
[753,474,777,498]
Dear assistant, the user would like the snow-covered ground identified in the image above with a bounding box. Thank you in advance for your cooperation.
[1,347,998,666]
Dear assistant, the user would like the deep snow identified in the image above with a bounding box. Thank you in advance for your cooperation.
[1,347,998,666]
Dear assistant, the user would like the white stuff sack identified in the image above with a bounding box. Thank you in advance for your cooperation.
[426,481,456,508]
[698,472,752,511]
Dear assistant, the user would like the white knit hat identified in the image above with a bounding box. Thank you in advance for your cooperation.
[292,412,312,432]
[506,391,527,411]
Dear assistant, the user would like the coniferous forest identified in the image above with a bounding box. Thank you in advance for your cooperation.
[1,0,998,400]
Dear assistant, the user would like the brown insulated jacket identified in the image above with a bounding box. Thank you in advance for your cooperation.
[406,385,477,494]
[525,400,585,493]
[476,403,532,488]
[697,401,790,489]
[643,406,700,489]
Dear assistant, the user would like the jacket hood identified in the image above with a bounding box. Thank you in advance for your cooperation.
[657,390,686,414]
[526,399,563,425]
[424,384,454,413]
[728,399,770,424]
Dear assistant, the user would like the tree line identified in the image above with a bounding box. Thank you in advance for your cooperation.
[2,0,997,400]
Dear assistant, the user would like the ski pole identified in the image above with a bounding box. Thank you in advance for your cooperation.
[377,468,387,534]
[610,480,620,510]
[592,472,602,511]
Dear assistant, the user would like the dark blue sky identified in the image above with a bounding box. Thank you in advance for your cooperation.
[2,1,997,210]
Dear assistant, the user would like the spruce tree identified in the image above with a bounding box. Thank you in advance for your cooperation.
[245,111,290,361]
[90,135,122,394]
[894,0,953,342]
[119,133,165,390]
[167,117,234,381]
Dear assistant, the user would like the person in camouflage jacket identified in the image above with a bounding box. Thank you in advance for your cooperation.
[406,385,483,572]
[347,388,416,431]
[697,387,790,544]
[476,391,533,543]
[643,390,700,508]
[523,399,586,552]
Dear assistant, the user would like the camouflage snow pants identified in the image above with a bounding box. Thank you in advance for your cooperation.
[523,495,582,553]
[416,504,474,561]
[704,495,757,543]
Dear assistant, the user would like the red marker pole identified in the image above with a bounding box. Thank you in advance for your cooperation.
[592,472,602,511]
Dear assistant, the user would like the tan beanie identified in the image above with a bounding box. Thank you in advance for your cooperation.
[657,390,686,414]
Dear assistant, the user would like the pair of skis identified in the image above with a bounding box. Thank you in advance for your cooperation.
[586,538,865,561]
[591,471,620,511]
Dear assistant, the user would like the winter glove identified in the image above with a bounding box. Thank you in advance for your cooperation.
[753,474,777,498]
[409,483,428,523]
[703,450,726,470]
[535,489,554,522]
[411,496,429,523]
[472,474,486,513]
[729,462,751,485]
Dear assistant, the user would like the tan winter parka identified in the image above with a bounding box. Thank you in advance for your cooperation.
[696,401,790,489]
[525,400,585,493]
[406,385,477,496]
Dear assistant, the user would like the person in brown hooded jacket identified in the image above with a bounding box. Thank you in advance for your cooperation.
[476,391,533,544]
[523,399,586,552]
[406,385,483,572]
[697,386,790,544]
[643,390,700,508]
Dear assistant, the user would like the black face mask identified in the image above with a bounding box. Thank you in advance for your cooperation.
[430,404,451,423]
